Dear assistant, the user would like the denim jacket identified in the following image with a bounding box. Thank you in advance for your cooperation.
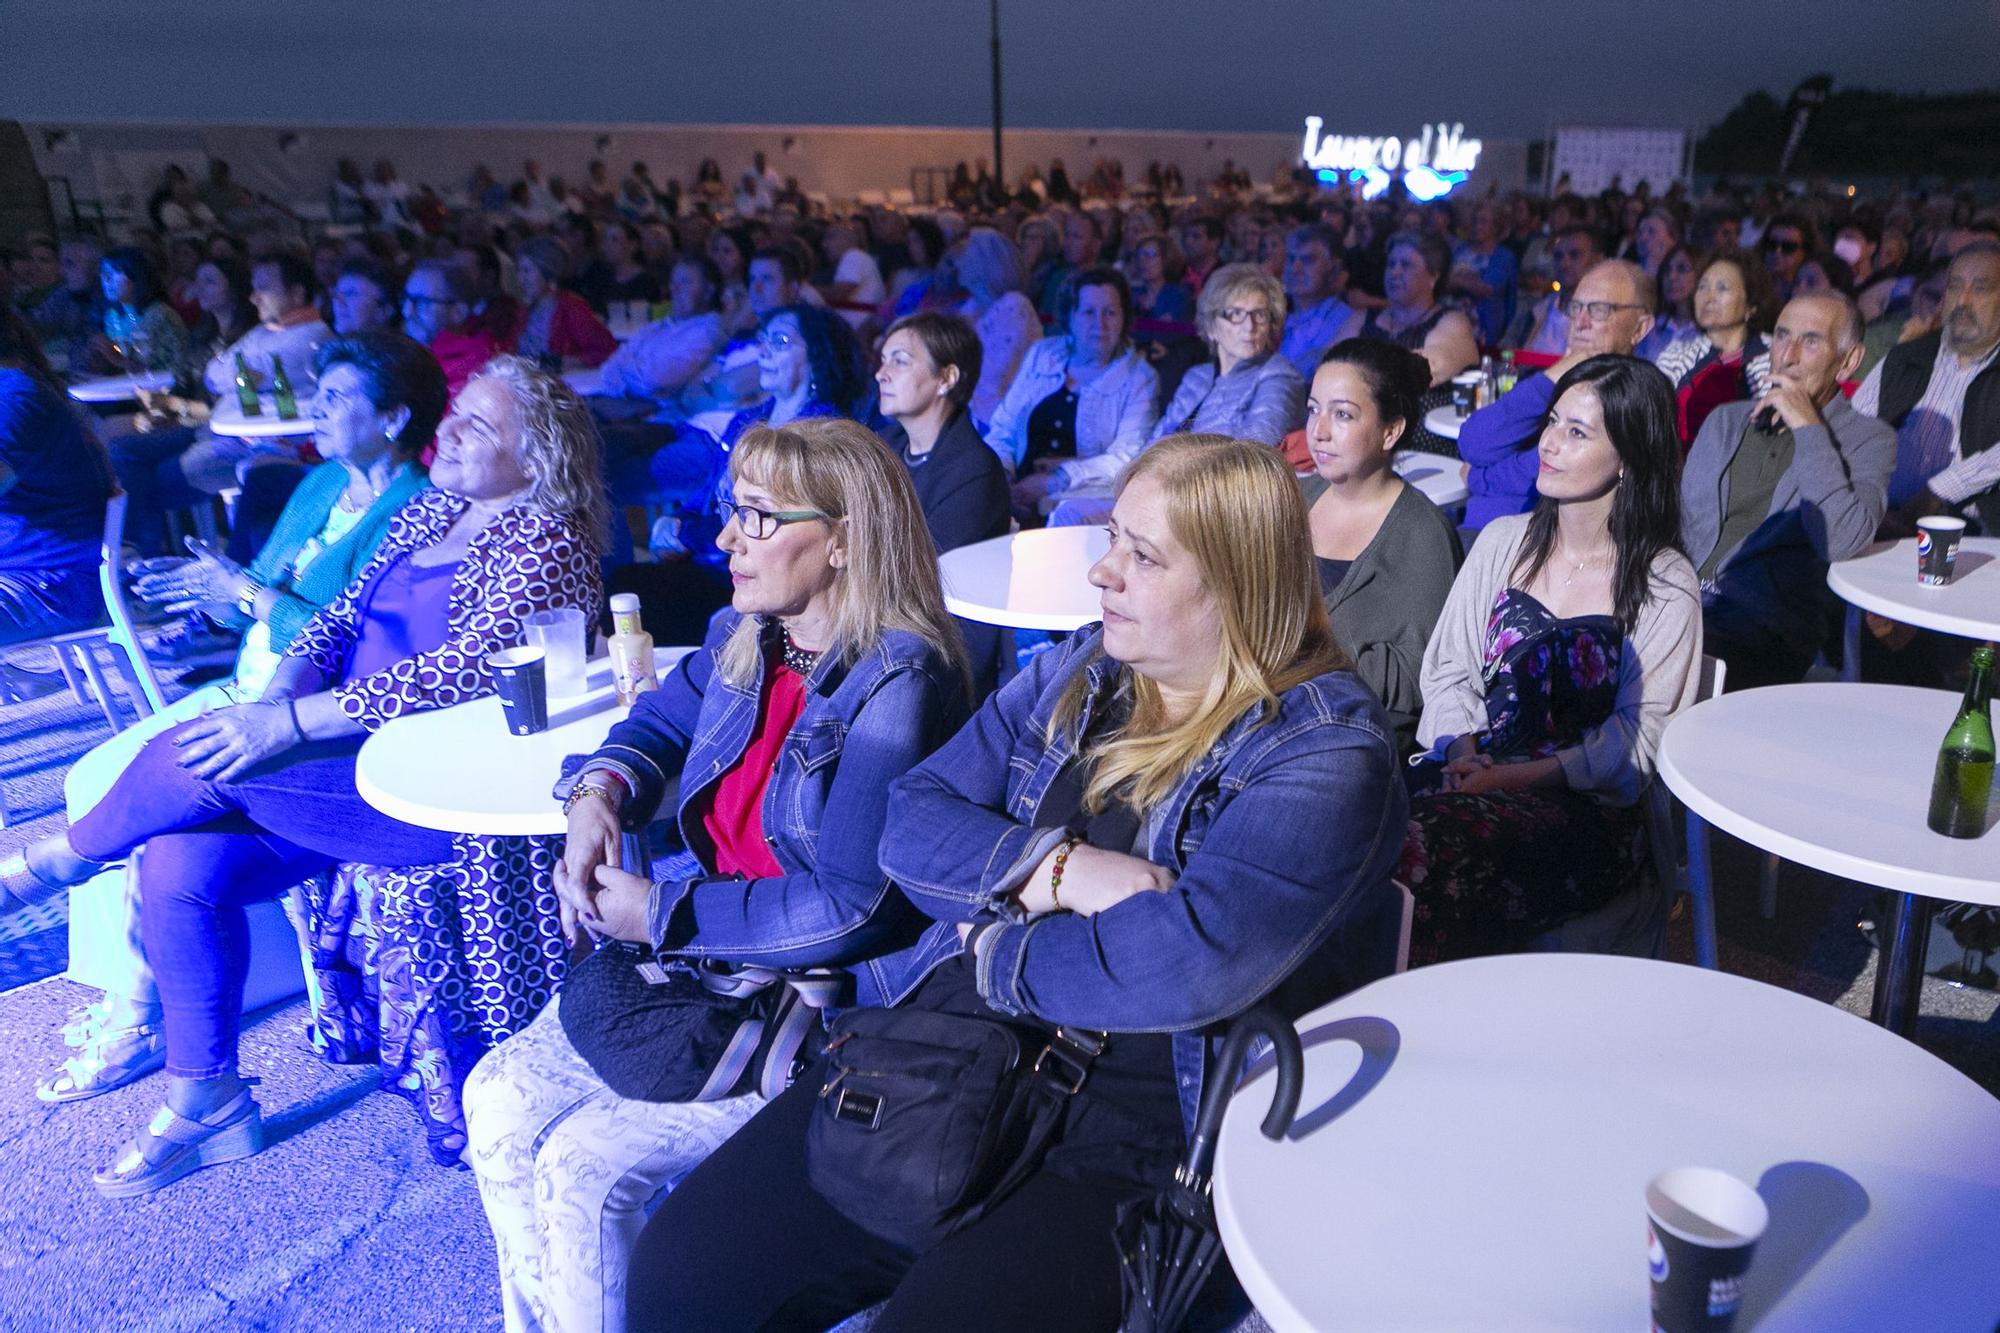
[983,336,1161,483]
[875,627,1407,1134]
[587,610,969,1006]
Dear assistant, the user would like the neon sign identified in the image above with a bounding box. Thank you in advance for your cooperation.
[1300,118,1483,201]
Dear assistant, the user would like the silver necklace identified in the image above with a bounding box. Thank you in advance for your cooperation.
[1553,541,1613,588]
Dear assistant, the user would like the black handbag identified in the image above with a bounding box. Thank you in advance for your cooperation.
[803,1004,1105,1252]
[558,942,839,1103]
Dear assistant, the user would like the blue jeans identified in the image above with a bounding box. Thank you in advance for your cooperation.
[0,563,101,646]
[66,722,455,1078]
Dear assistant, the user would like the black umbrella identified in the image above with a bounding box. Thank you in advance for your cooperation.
[1116,1005,1305,1333]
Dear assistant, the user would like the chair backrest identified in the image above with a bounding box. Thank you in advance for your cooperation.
[1392,879,1414,974]
[1696,653,1727,702]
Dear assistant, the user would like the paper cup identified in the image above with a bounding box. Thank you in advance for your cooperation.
[489,645,549,736]
[1916,515,1966,586]
[1645,1167,1768,1332]
[1452,372,1483,418]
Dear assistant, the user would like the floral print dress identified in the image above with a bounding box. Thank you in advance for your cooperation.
[1398,587,1646,966]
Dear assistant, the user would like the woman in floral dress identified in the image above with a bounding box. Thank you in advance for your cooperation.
[1401,355,1703,965]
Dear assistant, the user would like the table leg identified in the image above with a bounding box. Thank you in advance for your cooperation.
[1869,891,1934,1035]
[1841,606,1862,683]
[1685,811,1719,970]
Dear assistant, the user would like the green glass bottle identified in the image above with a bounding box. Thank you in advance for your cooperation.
[1928,645,1995,839]
[232,352,262,416]
[269,354,297,420]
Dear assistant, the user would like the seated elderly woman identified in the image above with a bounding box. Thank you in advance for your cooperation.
[35,331,440,1104]
[0,356,605,1195]
[627,436,1406,1332]
[1048,263,1304,528]
[1654,248,1778,446]
[951,228,1042,430]
[510,237,618,370]
[0,312,114,698]
[1335,230,1481,456]
[1298,339,1463,752]
[1402,356,1700,966]
[463,417,970,1333]
[983,266,1161,523]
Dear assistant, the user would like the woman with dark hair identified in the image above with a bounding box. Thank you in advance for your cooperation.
[95,246,191,379]
[0,356,606,1191]
[707,223,757,335]
[185,256,257,366]
[32,331,440,1104]
[576,219,662,316]
[888,216,948,318]
[1402,354,1701,964]
[985,265,1161,519]
[876,311,1008,554]
[1298,338,1463,751]
[511,237,617,369]
[1655,248,1777,446]
[1635,243,1699,363]
[1339,229,1480,454]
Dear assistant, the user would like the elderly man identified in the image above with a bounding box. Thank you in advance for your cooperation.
[1856,240,2000,534]
[1458,259,1656,530]
[1278,223,1353,380]
[1505,224,1604,355]
[1683,291,1893,688]
[400,258,504,397]
[595,256,726,401]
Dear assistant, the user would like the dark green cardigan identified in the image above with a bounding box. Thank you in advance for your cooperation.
[245,460,430,650]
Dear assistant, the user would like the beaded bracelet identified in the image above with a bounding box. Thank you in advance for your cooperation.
[563,782,619,818]
[1049,835,1083,911]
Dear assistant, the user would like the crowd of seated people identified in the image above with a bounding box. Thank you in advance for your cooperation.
[3,149,2000,1330]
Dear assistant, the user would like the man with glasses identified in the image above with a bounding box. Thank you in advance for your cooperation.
[1683,292,1892,688]
[1505,224,1605,356]
[1459,259,1656,531]
[400,258,502,399]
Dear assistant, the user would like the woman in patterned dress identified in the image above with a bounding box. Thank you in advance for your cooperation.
[1400,355,1702,964]
[0,355,606,1196]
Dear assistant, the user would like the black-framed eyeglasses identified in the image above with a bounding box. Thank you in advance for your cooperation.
[715,496,829,539]
[1217,306,1274,326]
[1765,238,1803,254]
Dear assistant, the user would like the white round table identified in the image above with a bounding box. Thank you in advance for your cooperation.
[1214,954,2000,1333]
[1391,450,1469,508]
[1657,683,2000,1034]
[1828,536,2000,641]
[67,369,174,404]
[208,396,314,439]
[356,646,694,835]
[938,526,1108,631]
[1422,404,1465,442]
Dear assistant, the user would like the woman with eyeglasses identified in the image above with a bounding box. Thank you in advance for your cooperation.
[1121,263,1304,492]
[463,417,970,1333]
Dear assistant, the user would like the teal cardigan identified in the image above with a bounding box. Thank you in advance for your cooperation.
[245,460,431,649]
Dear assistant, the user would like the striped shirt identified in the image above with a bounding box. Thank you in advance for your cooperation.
[1855,338,2000,506]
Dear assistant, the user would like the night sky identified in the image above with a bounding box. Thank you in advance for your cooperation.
[4,0,1997,139]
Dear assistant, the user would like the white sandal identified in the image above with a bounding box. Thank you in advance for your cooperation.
[38,1023,166,1103]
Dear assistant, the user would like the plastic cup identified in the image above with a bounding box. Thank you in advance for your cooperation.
[1452,371,1484,417]
[1916,515,1965,586]
[489,646,549,735]
[524,607,590,697]
[1645,1167,1768,1332]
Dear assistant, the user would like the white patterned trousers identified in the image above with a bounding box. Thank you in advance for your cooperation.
[462,995,765,1333]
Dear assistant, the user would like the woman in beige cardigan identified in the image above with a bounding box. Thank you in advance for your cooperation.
[1400,355,1701,965]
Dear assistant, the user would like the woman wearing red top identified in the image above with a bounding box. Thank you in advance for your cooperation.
[510,236,617,371]
[461,417,971,1333]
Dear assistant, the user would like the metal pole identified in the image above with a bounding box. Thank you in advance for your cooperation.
[989,0,1004,192]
